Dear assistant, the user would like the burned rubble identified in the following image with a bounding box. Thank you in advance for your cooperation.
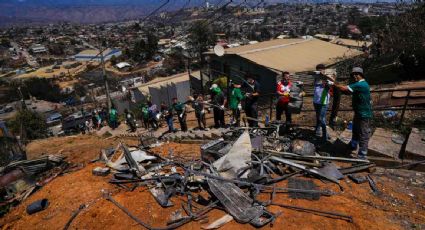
[0,155,66,215]
[86,125,380,229]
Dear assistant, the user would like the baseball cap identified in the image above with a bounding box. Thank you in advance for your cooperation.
[351,67,364,75]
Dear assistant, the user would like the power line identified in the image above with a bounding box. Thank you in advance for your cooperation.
[139,0,171,25]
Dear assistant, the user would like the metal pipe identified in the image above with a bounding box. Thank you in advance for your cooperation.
[266,150,370,163]
[399,89,411,127]
[185,168,334,196]
[270,202,353,223]
[104,192,216,230]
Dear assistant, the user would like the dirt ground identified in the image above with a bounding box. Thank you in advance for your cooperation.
[1,135,424,230]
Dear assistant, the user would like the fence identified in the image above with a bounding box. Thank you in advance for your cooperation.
[255,87,425,127]
[194,67,425,127]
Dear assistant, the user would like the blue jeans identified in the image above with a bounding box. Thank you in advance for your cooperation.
[166,117,174,132]
[314,103,328,141]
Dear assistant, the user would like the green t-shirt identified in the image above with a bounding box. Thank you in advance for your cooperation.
[109,109,118,121]
[229,87,244,110]
[141,107,149,119]
[348,80,372,118]
[173,102,185,113]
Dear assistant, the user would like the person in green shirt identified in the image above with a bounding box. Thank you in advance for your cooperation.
[140,104,149,129]
[109,107,118,129]
[229,81,244,127]
[335,67,372,159]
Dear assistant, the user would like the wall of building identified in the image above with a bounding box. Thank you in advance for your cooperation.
[208,54,279,96]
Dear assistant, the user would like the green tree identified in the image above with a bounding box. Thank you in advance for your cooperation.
[145,32,159,59]
[73,82,87,97]
[8,109,48,140]
[0,38,10,47]
[133,22,142,31]
[188,20,216,64]
[132,39,147,62]
[163,47,186,74]
[21,78,64,102]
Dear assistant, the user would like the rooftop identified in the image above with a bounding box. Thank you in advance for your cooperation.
[209,38,364,73]
[74,48,121,58]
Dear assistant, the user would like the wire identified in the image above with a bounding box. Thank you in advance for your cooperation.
[139,0,171,24]
[69,0,172,76]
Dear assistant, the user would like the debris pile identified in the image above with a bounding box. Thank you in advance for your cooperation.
[95,127,378,229]
[0,155,67,215]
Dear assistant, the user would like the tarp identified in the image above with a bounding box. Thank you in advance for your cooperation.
[213,131,252,179]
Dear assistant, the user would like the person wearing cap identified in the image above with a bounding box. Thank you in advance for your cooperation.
[210,84,226,128]
[229,81,244,127]
[172,97,188,132]
[313,64,334,143]
[335,67,372,159]
[243,76,261,127]
[276,71,293,125]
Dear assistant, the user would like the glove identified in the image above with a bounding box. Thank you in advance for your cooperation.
[201,109,205,114]
[179,113,183,119]
[220,105,225,110]
[327,80,334,85]
[237,103,242,110]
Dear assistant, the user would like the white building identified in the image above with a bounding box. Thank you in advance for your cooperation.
[30,44,48,53]
[73,48,122,62]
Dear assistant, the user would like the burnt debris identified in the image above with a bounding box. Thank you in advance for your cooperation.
[99,127,378,229]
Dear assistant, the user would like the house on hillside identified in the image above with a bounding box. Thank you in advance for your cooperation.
[30,44,48,54]
[205,38,364,95]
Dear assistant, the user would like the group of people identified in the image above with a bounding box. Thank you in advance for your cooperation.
[96,64,371,160]
[273,64,372,159]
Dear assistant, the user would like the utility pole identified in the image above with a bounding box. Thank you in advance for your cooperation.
[100,47,112,111]
[17,86,27,144]
[17,86,26,110]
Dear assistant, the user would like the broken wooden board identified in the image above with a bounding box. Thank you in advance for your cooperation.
[201,214,233,229]
[207,178,263,223]
[368,128,402,159]
[367,156,425,172]
[405,128,425,160]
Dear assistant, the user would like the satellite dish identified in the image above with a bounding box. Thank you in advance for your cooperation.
[213,45,225,57]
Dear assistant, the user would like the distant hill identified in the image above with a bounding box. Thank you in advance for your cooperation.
[0,0,393,26]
